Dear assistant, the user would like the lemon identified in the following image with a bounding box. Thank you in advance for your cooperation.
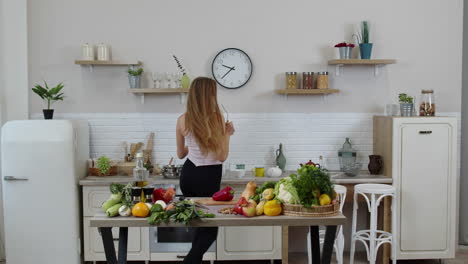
[319,194,331,206]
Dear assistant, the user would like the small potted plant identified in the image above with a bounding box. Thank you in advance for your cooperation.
[334,42,355,59]
[89,156,118,176]
[32,81,65,119]
[354,21,373,59]
[399,93,414,117]
[128,68,144,88]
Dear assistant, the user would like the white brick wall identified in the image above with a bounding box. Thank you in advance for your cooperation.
[31,112,461,172]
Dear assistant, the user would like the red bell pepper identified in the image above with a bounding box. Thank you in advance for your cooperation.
[234,197,248,214]
[153,188,166,203]
[212,186,235,201]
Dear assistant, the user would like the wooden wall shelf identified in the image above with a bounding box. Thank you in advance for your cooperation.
[276,89,339,95]
[328,59,396,65]
[75,60,141,66]
[129,88,189,94]
[328,59,396,76]
[129,88,189,104]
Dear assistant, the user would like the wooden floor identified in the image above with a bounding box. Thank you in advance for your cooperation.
[1,250,466,263]
[79,248,468,263]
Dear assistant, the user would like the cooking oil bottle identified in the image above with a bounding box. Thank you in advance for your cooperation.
[133,152,149,187]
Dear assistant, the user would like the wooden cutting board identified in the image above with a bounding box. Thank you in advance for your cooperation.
[194,197,238,206]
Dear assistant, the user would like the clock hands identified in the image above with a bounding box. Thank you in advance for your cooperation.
[222,64,235,70]
[221,66,236,79]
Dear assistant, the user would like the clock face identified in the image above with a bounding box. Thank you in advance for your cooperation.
[212,48,253,89]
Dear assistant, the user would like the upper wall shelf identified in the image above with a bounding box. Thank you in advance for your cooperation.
[328,59,397,76]
[75,60,142,66]
[129,88,189,104]
[75,60,142,72]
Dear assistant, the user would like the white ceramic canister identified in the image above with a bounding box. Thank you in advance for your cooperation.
[266,166,282,177]
[97,43,111,61]
[81,43,95,60]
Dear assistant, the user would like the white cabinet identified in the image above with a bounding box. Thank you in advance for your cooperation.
[82,186,150,261]
[216,226,282,260]
[374,117,457,260]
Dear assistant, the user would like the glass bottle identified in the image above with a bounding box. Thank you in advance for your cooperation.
[338,137,357,171]
[419,90,435,116]
[133,152,149,187]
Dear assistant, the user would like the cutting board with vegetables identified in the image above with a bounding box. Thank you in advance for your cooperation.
[194,198,238,206]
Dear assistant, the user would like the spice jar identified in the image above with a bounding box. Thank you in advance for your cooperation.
[419,90,435,116]
[286,72,297,89]
[316,72,329,89]
[302,72,314,89]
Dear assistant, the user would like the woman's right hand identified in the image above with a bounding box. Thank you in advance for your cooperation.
[225,121,235,136]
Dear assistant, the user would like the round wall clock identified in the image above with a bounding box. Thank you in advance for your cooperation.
[211,48,253,89]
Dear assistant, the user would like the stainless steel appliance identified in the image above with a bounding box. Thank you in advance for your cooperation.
[149,184,216,258]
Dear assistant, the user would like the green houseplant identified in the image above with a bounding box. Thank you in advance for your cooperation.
[398,93,414,116]
[354,21,373,59]
[32,81,65,119]
[172,54,190,89]
[128,68,143,88]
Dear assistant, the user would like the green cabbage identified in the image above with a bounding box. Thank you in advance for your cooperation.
[274,177,300,204]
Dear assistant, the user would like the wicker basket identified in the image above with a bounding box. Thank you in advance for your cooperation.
[88,166,118,177]
[282,202,339,217]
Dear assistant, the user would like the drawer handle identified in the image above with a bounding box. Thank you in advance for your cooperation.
[419,131,432,134]
[176,255,186,259]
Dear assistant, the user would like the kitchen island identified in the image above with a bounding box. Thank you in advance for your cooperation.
[79,172,392,263]
[90,212,346,264]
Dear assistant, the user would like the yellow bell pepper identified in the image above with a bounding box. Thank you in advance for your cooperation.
[264,200,282,216]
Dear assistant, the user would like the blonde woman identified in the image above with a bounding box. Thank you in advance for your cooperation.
[176,77,234,263]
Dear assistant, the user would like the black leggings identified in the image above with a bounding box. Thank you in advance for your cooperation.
[180,159,222,264]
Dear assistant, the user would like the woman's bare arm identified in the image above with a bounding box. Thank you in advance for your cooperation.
[176,115,189,159]
[216,118,235,162]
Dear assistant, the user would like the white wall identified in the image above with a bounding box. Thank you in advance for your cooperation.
[28,0,463,114]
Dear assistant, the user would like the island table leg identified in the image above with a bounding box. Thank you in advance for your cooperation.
[322,225,337,264]
[310,226,321,264]
[99,227,118,264]
[118,227,128,264]
[282,225,289,264]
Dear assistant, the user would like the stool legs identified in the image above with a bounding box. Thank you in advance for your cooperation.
[391,196,397,264]
[349,191,359,264]
[369,193,378,264]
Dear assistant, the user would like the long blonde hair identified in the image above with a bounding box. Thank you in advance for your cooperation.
[185,77,224,155]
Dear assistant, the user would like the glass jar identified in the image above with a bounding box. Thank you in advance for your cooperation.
[302,72,314,89]
[419,90,435,116]
[317,72,329,89]
[338,137,357,171]
[286,72,297,89]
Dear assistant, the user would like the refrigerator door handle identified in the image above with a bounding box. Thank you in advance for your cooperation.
[4,176,28,181]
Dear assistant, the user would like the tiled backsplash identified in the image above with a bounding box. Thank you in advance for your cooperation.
[32,112,461,172]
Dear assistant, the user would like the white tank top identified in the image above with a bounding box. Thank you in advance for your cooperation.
[185,132,222,167]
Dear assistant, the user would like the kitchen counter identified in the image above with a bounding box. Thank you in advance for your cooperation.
[79,171,391,186]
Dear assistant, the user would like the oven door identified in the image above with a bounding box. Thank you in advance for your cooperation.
[150,227,216,253]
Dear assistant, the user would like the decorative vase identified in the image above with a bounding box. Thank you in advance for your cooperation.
[43,109,54,120]
[275,143,286,171]
[338,47,353,59]
[129,75,141,88]
[400,103,414,117]
[368,155,383,175]
[181,74,190,89]
[359,43,373,59]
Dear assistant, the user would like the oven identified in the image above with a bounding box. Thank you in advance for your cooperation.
[149,184,216,257]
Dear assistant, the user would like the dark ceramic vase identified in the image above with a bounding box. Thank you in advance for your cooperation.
[368,155,383,175]
[43,109,54,119]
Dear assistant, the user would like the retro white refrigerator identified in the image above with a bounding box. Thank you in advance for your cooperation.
[1,120,89,264]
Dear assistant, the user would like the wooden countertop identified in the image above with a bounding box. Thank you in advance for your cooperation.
[89,213,346,228]
[79,171,391,186]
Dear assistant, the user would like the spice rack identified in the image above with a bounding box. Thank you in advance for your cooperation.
[328,59,396,76]
[129,88,189,104]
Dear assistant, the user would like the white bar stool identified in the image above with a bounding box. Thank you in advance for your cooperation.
[307,184,347,264]
[349,184,397,264]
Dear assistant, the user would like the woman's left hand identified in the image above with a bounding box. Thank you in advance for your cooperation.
[225,122,235,135]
